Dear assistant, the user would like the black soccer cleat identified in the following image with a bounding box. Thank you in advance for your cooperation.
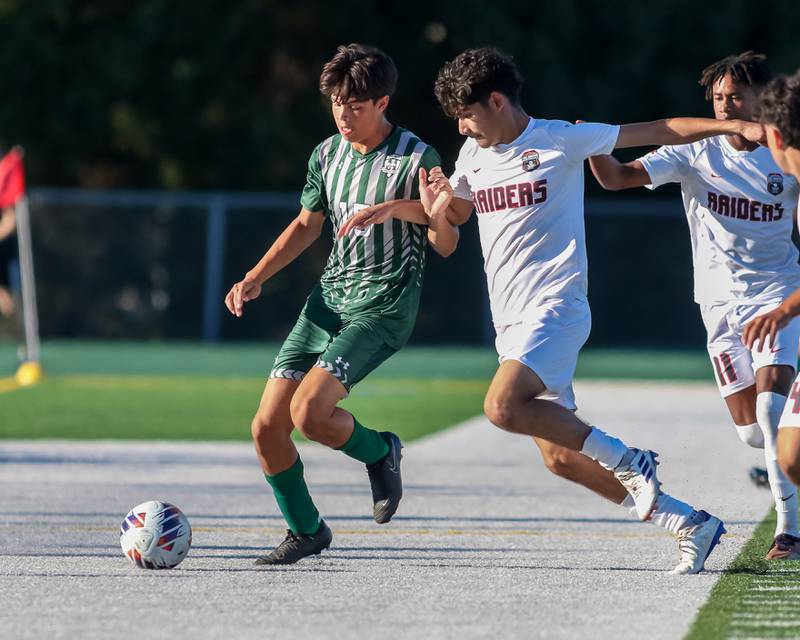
[766,533,800,560]
[253,521,332,565]
[366,431,403,524]
[749,466,770,489]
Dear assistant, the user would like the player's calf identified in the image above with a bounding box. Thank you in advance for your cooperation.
[778,429,800,485]
[535,439,629,504]
[538,443,580,478]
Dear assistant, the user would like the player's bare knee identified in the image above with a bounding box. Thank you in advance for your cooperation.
[250,413,276,446]
[483,395,520,431]
[289,393,327,441]
[250,413,286,452]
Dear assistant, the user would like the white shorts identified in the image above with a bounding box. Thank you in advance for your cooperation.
[700,300,800,398]
[780,374,800,428]
[494,297,591,410]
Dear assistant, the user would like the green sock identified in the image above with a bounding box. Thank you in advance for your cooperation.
[337,419,390,464]
[264,456,321,535]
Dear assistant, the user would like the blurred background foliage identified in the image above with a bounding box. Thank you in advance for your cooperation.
[0,0,798,346]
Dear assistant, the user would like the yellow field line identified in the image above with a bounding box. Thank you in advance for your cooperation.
[55,524,745,540]
[0,375,19,394]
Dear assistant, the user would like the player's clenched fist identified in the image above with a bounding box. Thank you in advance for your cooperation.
[740,121,767,145]
[224,275,263,317]
[419,166,453,219]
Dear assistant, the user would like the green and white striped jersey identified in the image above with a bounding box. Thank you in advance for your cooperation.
[300,125,440,346]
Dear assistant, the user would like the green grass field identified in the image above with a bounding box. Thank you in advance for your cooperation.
[688,510,800,639]
[0,340,714,441]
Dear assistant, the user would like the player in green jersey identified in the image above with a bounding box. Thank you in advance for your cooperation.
[224,43,458,565]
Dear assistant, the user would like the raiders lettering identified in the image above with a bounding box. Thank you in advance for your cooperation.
[473,180,548,214]
[706,192,783,222]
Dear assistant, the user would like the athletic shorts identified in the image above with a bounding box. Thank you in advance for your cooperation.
[700,300,800,398]
[494,297,591,411]
[780,373,800,428]
[270,303,398,393]
[0,238,18,288]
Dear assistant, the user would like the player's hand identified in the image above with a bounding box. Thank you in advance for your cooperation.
[743,306,791,351]
[337,203,392,238]
[739,120,767,145]
[224,274,263,318]
[420,167,453,220]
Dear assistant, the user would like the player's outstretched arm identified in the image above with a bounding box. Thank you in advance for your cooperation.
[587,155,652,191]
[578,119,653,191]
[615,118,765,149]
[743,289,800,351]
[337,200,428,238]
[224,208,324,318]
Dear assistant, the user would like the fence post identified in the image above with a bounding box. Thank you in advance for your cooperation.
[15,195,41,362]
[202,197,227,342]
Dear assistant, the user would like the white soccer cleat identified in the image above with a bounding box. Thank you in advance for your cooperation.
[614,449,660,520]
[670,511,726,575]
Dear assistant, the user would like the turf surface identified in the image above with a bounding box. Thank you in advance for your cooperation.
[687,510,800,639]
[0,375,488,441]
[0,341,715,441]
[0,340,715,379]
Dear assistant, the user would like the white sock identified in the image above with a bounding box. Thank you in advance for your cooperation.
[580,426,628,470]
[647,492,695,535]
[756,392,799,537]
[735,422,764,449]
[621,493,637,518]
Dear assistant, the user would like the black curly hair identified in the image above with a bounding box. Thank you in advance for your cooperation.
[434,47,522,118]
[698,51,772,100]
[760,70,800,149]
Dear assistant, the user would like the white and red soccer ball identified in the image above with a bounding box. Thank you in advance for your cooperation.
[120,500,192,569]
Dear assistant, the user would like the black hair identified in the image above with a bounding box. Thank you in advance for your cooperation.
[760,70,800,149]
[434,47,522,118]
[698,51,772,100]
[319,43,397,103]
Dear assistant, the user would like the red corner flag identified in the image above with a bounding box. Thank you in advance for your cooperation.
[0,147,25,208]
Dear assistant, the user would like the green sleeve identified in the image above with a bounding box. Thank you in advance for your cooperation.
[410,146,442,200]
[300,145,326,213]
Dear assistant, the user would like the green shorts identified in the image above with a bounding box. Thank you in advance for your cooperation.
[270,305,398,392]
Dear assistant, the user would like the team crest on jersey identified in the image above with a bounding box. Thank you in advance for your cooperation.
[521,149,540,172]
[381,154,403,175]
[767,172,784,195]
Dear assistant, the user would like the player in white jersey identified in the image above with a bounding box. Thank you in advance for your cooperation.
[744,71,800,550]
[343,47,765,573]
[586,52,800,560]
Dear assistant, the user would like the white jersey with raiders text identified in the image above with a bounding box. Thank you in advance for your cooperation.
[449,118,620,327]
[639,137,800,305]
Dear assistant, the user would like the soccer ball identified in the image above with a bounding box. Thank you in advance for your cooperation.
[120,500,192,569]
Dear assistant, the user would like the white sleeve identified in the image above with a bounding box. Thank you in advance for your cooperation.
[637,145,689,190]
[550,122,621,162]
[448,144,474,202]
